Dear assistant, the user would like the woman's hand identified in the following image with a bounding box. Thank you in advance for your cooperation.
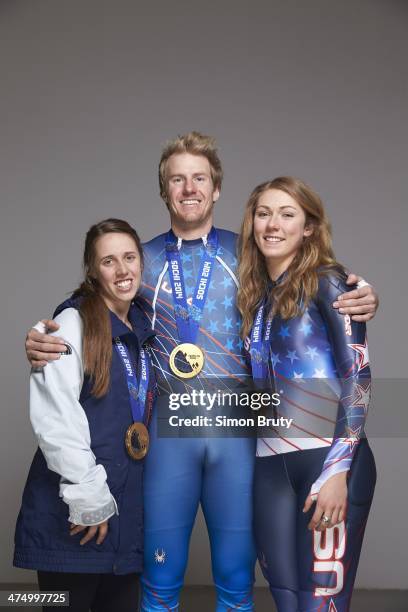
[70,520,109,545]
[303,472,348,531]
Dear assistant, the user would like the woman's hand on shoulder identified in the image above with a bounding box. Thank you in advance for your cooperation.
[303,472,348,531]
[70,520,109,545]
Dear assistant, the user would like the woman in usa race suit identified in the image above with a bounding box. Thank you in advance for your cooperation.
[237,177,376,612]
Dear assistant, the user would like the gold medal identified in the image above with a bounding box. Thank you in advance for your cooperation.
[125,422,149,460]
[169,343,205,379]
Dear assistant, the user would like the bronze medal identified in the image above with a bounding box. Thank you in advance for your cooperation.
[169,343,205,379]
[125,422,149,460]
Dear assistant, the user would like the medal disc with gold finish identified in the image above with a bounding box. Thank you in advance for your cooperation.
[125,422,149,460]
[169,343,205,379]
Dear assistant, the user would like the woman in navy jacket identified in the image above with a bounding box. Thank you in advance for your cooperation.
[238,178,376,612]
[14,219,155,612]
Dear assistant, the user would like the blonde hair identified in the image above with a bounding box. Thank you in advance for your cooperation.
[238,177,342,339]
[158,131,223,199]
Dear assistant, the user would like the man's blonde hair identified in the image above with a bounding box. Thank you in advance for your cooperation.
[159,131,223,199]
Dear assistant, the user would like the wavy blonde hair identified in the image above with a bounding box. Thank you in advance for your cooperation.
[238,176,343,339]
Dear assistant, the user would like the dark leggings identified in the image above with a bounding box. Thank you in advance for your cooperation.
[254,440,376,612]
[37,571,139,612]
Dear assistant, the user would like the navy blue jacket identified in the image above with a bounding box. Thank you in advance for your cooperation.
[14,300,155,575]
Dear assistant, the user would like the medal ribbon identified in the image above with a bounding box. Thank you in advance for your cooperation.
[165,227,219,344]
[114,338,150,424]
[250,300,272,382]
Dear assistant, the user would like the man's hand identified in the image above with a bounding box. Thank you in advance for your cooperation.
[25,319,67,368]
[303,472,348,532]
[70,520,109,546]
[333,273,379,322]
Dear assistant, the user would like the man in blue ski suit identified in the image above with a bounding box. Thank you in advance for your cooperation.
[138,132,256,610]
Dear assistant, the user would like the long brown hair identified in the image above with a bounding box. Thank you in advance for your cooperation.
[238,177,342,339]
[72,219,144,397]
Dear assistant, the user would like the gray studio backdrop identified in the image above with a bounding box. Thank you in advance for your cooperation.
[1,0,407,589]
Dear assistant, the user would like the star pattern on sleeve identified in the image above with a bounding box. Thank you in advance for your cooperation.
[341,425,362,452]
[286,349,299,364]
[304,345,318,360]
[348,338,370,373]
[349,381,371,415]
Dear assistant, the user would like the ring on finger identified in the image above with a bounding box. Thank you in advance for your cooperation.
[321,515,331,526]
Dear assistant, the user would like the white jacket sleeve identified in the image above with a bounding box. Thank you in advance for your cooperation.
[30,308,118,526]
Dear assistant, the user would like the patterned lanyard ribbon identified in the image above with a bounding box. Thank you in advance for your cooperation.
[114,337,150,424]
[165,227,219,344]
[250,300,273,382]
